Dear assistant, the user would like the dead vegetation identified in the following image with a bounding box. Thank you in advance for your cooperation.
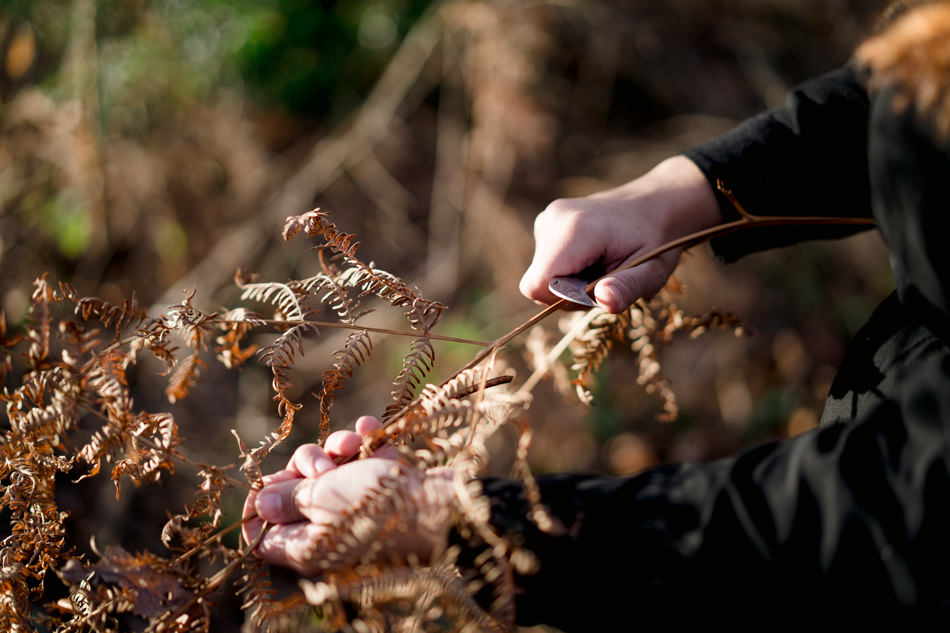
[1,1,895,631]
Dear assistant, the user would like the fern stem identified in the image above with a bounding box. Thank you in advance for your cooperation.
[216,317,490,346]
[585,181,876,294]
[146,522,273,633]
[585,213,876,296]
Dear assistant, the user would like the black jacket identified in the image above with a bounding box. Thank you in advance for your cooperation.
[462,64,950,630]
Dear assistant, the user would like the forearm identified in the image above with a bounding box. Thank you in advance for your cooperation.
[684,63,875,261]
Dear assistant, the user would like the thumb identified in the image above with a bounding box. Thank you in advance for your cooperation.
[255,478,305,523]
[592,258,673,313]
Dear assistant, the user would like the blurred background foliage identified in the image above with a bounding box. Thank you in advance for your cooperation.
[1,0,896,628]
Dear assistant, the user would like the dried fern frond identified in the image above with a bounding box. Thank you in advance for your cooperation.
[214,308,263,369]
[383,337,436,423]
[238,281,305,323]
[240,279,315,426]
[26,275,55,368]
[110,412,180,498]
[317,329,373,441]
[569,308,631,406]
[301,562,510,633]
[60,282,153,337]
[565,281,742,420]
[235,554,280,630]
[56,546,196,630]
[165,354,207,404]
[291,270,370,324]
[284,209,447,332]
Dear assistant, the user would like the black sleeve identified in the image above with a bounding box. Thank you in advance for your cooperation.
[460,354,950,630]
[682,64,875,262]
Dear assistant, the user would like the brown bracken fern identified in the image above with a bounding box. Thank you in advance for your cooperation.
[0,191,873,632]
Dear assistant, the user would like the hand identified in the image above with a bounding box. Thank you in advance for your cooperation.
[519,155,721,313]
[242,416,455,576]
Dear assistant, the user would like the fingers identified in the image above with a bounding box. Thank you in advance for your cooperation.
[245,415,396,544]
[255,478,306,523]
[284,444,336,479]
[354,415,381,434]
[250,520,330,576]
[249,461,451,573]
[592,255,678,313]
[324,430,362,460]
[520,200,593,306]
[352,415,398,459]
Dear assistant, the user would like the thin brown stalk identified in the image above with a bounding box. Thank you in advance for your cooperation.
[216,317,490,346]
[145,522,273,633]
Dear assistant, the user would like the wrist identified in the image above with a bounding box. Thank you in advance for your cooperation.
[647,155,723,237]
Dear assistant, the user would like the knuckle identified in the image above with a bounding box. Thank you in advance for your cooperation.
[535,199,574,229]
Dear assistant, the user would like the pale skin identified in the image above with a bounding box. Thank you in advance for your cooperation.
[242,155,723,571]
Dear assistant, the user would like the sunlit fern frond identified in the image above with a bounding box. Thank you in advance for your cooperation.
[283,210,446,332]
[0,562,31,631]
[256,321,316,427]
[236,554,280,631]
[238,280,305,322]
[569,309,631,406]
[371,399,477,461]
[1,442,71,614]
[318,329,373,441]
[291,271,370,324]
[4,366,81,438]
[61,283,154,337]
[165,353,206,404]
[281,208,360,258]
[110,412,179,498]
[26,275,55,367]
[214,308,262,369]
[338,264,445,332]
[86,348,134,416]
[162,289,217,353]
[301,562,511,633]
[162,466,232,556]
[383,337,435,423]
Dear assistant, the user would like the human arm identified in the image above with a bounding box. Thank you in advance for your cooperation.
[463,353,950,630]
[686,63,875,261]
[521,64,875,314]
[244,352,950,627]
[519,155,721,313]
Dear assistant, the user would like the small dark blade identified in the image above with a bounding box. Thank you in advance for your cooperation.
[549,276,597,308]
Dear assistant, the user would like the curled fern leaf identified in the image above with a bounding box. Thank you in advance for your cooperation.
[165,354,206,404]
[570,309,631,406]
[214,309,261,369]
[383,337,435,423]
[110,413,179,498]
[282,208,360,257]
[318,330,373,441]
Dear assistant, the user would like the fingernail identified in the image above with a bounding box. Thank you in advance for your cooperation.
[595,284,620,311]
[314,454,335,474]
[256,489,281,521]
